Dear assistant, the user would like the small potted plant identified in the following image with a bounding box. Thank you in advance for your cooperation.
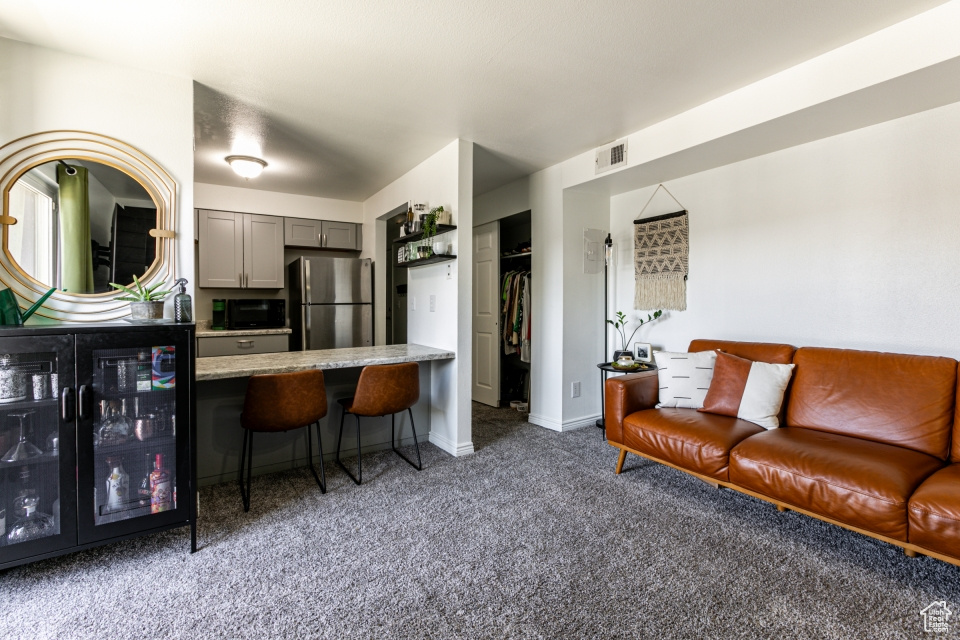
[607,310,663,361]
[422,206,443,239]
[110,275,171,320]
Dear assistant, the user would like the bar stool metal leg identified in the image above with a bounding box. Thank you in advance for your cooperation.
[239,429,253,512]
[306,420,326,493]
[336,408,362,485]
[391,407,422,471]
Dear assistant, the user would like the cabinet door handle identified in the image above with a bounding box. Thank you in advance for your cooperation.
[78,384,92,420]
[61,387,75,421]
[322,233,327,247]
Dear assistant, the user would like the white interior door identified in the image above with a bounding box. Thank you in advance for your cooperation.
[473,221,499,406]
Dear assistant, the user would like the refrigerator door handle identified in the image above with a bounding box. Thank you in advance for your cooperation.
[303,305,310,350]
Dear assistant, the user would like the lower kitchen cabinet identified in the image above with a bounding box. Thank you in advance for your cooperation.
[0,323,195,570]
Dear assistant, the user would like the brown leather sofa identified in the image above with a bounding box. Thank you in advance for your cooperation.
[605,339,960,566]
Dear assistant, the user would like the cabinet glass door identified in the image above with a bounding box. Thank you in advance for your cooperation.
[0,334,77,566]
[76,329,189,544]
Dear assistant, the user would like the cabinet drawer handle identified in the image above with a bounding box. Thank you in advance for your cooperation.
[237,340,254,348]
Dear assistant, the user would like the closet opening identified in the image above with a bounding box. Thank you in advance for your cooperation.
[472,209,531,410]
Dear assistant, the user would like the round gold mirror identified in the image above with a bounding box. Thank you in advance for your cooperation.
[6,158,159,295]
[0,131,177,322]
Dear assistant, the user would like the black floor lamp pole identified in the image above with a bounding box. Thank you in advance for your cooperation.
[598,233,613,432]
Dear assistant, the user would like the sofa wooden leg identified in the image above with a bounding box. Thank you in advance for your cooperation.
[905,548,919,558]
[615,448,627,474]
[777,505,788,513]
[703,480,720,489]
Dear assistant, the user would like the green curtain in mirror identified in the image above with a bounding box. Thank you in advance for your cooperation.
[57,164,94,293]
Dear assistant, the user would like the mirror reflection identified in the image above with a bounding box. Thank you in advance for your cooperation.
[5,159,158,294]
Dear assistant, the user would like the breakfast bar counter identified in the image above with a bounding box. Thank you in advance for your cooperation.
[196,344,455,381]
[194,344,455,485]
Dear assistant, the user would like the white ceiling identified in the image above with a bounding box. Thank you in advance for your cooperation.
[0,0,949,201]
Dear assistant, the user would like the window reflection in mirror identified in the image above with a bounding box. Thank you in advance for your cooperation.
[6,159,158,294]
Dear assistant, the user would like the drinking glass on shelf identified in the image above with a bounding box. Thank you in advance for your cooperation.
[2,412,42,462]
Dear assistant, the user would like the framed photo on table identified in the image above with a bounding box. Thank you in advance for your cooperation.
[634,342,653,363]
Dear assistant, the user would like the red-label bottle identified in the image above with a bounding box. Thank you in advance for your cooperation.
[149,454,171,513]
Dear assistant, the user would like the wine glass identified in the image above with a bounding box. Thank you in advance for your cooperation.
[2,412,42,462]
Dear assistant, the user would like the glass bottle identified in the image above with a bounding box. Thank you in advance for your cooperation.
[12,467,36,518]
[98,401,131,445]
[150,453,172,513]
[138,452,153,508]
[105,456,129,513]
[174,278,192,323]
[7,497,54,544]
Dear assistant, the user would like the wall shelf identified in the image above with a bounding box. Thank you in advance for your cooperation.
[393,225,457,245]
[396,254,457,269]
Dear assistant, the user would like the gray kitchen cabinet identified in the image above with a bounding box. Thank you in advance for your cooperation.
[198,209,284,288]
[284,217,322,248]
[283,217,361,250]
[197,333,289,357]
[321,221,361,250]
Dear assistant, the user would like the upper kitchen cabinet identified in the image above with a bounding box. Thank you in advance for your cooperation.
[198,210,284,289]
[284,218,362,251]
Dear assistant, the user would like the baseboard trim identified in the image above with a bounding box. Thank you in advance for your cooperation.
[429,431,474,457]
[529,413,600,432]
[528,413,562,431]
[562,414,601,431]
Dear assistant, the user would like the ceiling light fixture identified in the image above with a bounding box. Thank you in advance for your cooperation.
[225,155,267,179]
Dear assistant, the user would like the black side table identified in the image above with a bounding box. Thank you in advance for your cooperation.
[596,362,657,439]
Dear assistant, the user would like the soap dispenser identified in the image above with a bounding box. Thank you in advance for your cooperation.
[173,278,192,323]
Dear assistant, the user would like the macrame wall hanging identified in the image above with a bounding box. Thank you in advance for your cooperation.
[633,184,689,311]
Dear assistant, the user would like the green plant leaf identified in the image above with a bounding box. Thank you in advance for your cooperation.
[109,282,141,299]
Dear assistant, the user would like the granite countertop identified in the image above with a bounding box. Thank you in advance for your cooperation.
[196,344,455,381]
[196,327,292,337]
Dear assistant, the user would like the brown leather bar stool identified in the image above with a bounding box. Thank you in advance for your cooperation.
[239,369,328,511]
[336,362,422,485]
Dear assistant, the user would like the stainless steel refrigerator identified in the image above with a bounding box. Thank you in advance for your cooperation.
[289,256,373,350]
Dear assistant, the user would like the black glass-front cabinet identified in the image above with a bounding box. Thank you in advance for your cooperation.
[0,323,195,570]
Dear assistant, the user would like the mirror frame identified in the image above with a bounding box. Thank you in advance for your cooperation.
[0,131,177,322]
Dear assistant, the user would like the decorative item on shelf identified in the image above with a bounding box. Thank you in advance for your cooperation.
[173,278,192,323]
[422,206,442,240]
[2,412,40,461]
[110,275,171,321]
[606,309,663,361]
[0,353,26,403]
[418,245,433,260]
[634,342,653,363]
[433,241,445,256]
[0,287,57,326]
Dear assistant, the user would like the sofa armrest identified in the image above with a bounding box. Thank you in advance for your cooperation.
[605,371,659,445]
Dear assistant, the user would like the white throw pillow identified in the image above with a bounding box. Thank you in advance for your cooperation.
[654,350,718,409]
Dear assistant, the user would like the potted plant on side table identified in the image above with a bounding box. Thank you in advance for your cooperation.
[110,275,171,320]
[607,310,663,362]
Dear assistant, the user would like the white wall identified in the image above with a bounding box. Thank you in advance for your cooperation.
[0,37,195,301]
[560,188,607,429]
[610,100,960,358]
[193,183,362,237]
[363,139,474,456]
[473,176,530,227]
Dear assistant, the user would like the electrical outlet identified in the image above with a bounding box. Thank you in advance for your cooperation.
[447,264,452,280]
[571,381,581,398]
[429,295,436,312]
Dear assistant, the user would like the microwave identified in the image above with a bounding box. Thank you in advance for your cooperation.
[226,299,286,330]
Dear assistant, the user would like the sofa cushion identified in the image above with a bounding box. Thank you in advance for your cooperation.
[623,408,764,481]
[730,428,944,541]
[909,465,960,558]
[787,347,957,460]
[653,350,717,409]
[699,351,794,429]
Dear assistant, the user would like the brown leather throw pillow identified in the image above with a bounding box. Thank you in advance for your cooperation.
[699,351,794,429]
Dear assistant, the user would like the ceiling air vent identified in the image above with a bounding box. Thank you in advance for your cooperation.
[595,139,628,175]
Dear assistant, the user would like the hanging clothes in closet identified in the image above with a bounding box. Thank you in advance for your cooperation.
[500,269,531,363]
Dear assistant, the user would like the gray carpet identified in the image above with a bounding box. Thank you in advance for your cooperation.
[3,403,960,639]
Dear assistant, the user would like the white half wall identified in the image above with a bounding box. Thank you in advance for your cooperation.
[363,140,474,456]
[610,100,960,359]
[0,37,195,301]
